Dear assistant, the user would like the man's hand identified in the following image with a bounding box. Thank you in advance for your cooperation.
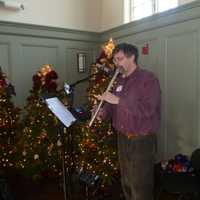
[96,92,120,104]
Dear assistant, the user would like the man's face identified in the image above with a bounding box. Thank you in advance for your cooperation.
[113,51,135,72]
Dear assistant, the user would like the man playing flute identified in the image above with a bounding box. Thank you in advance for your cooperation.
[95,43,161,200]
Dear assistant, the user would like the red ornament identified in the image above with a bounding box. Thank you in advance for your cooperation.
[44,81,57,93]
[142,43,149,55]
[0,79,6,87]
[45,70,58,80]
[96,51,107,64]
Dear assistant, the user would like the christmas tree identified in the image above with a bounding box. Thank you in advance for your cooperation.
[73,39,119,187]
[16,64,67,180]
[0,67,20,168]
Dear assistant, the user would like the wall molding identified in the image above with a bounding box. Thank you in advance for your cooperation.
[0,21,100,43]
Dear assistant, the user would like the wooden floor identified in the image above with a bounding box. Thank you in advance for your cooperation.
[9,178,180,200]
[1,169,188,200]
[16,189,180,200]
[21,191,180,200]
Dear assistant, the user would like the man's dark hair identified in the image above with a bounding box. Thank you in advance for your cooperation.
[112,43,139,64]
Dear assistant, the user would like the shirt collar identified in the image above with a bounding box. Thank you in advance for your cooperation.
[123,66,140,80]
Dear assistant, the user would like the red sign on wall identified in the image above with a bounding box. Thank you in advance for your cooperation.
[142,43,149,55]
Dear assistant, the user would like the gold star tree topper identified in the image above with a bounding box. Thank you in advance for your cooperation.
[102,38,115,59]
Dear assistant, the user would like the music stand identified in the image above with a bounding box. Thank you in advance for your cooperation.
[45,97,76,200]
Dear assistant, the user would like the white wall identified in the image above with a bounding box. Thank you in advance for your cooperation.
[100,0,124,31]
[0,0,196,32]
[0,0,101,32]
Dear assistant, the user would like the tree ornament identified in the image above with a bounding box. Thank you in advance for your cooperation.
[57,139,62,147]
[34,154,39,160]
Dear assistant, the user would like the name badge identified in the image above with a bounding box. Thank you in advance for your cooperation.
[116,85,123,92]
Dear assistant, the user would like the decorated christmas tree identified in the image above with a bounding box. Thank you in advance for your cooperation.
[16,64,67,180]
[73,39,119,188]
[0,67,20,168]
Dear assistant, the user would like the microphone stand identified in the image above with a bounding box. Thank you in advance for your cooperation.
[66,69,115,107]
[58,124,71,200]
[43,96,76,200]
[68,76,91,108]
[62,67,115,199]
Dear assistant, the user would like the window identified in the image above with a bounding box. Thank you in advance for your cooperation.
[124,0,178,22]
[157,0,178,12]
[132,0,154,20]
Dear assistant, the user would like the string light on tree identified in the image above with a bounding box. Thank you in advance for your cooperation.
[0,67,20,168]
[16,64,69,180]
[73,38,119,188]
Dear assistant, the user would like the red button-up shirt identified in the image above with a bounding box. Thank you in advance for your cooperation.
[104,67,161,136]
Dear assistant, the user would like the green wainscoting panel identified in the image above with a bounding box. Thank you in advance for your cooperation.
[0,22,100,107]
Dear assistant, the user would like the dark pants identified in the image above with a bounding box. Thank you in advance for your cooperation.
[118,133,156,200]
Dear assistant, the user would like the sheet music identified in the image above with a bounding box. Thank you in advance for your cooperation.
[45,97,76,127]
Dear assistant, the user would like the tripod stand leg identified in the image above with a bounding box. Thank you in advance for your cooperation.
[61,127,72,200]
[62,158,67,200]
[85,184,89,200]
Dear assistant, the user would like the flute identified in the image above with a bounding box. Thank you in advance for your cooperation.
[89,67,121,127]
